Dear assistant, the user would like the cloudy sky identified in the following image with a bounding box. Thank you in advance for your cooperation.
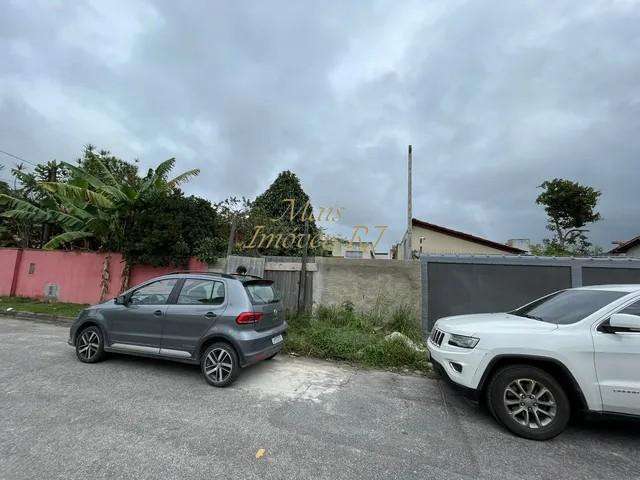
[1,0,639,251]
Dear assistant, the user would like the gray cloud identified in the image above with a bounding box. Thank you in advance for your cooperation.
[1,0,639,251]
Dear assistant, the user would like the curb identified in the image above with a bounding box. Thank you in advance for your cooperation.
[0,310,75,325]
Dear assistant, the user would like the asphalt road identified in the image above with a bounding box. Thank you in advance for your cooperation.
[1,318,638,480]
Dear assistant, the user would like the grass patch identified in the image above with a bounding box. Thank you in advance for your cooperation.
[284,303,429,372]
[0,296,87,318]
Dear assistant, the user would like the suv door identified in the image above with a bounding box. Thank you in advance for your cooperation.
[592,298,640,415]
[106,278,179,353]
[162,278,228,358]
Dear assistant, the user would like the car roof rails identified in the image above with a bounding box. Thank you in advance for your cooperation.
[166,270,232,278]
[166,270,263,280]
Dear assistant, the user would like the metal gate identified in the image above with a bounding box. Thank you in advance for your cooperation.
[421,255,640,332]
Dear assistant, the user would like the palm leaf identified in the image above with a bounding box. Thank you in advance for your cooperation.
[47,211,85,230]
[85,157,119,187]
[138,175,157,197]
[43,231,94,250]
[1,209,49,223]
[153,158,176,180]
[40,183,114,209]
[60,162,128,202]
[0,194,50,221]
[64,204,95,221]
[167,168,200,188]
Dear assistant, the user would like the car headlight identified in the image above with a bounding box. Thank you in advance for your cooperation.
[448,333,479,349]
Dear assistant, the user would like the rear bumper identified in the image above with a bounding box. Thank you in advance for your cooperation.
[237,321,288,367]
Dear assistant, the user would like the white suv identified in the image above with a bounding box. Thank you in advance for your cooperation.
[427,285,640,440]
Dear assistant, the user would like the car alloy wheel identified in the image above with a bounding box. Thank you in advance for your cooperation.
[503,378,557,429]
[201,342,240,387]
[75,326,106,363]
[78,330,100,360]
[488,364,570,440]
[204,348,233,383]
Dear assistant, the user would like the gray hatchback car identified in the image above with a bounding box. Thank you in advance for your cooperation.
[68,272,287,387]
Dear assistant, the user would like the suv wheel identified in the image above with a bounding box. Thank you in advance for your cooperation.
[201,342,239,387]
[75,326,106,363]
[487,365,570,440]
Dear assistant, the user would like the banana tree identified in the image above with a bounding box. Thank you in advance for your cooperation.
[0,156,200,290]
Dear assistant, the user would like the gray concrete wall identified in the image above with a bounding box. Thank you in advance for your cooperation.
[211,256,422,318]
[312,257,421,317]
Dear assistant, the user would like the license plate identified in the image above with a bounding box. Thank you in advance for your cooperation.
[272,334,283,345]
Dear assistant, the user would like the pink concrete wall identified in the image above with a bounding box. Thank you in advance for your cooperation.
[129,258,208,289]
[11,249,125,305]
[0,248,20,296]
[0,248,208,305]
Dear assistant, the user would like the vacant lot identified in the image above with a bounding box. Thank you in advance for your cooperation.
[1,318,638,480]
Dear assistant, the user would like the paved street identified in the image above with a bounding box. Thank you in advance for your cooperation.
[1,317,638,480]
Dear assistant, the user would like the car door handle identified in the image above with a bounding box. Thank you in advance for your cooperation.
[204,312,217,319]
[153,310,163,317]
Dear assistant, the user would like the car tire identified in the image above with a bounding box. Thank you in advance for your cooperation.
[75,325,106,363]
[201,342,240,387]
[487,364,570,441]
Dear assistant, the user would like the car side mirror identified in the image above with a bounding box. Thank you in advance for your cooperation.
[115,294,128,306]
[609,313,640,332]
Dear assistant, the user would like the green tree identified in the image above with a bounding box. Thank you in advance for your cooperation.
[248,170,322,256]
[213,196,253,254]
[123,191,223,267]
[1,152,200,291]
[536,178,601,254]
[0,162,56,248]
[0,164,9,196]
[77,144,139,189]
[0,155,200,252]
[0,164,13,245]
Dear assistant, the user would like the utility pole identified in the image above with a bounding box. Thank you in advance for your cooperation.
[405,145,413,260]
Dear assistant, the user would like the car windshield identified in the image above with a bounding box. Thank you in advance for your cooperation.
[510,289,626,325]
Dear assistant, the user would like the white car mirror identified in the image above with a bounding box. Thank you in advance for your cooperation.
[610,313,640,331]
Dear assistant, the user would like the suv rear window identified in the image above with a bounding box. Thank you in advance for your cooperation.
[244,281,279,305]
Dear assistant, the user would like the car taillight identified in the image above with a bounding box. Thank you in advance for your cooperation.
[236,312,263,324]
